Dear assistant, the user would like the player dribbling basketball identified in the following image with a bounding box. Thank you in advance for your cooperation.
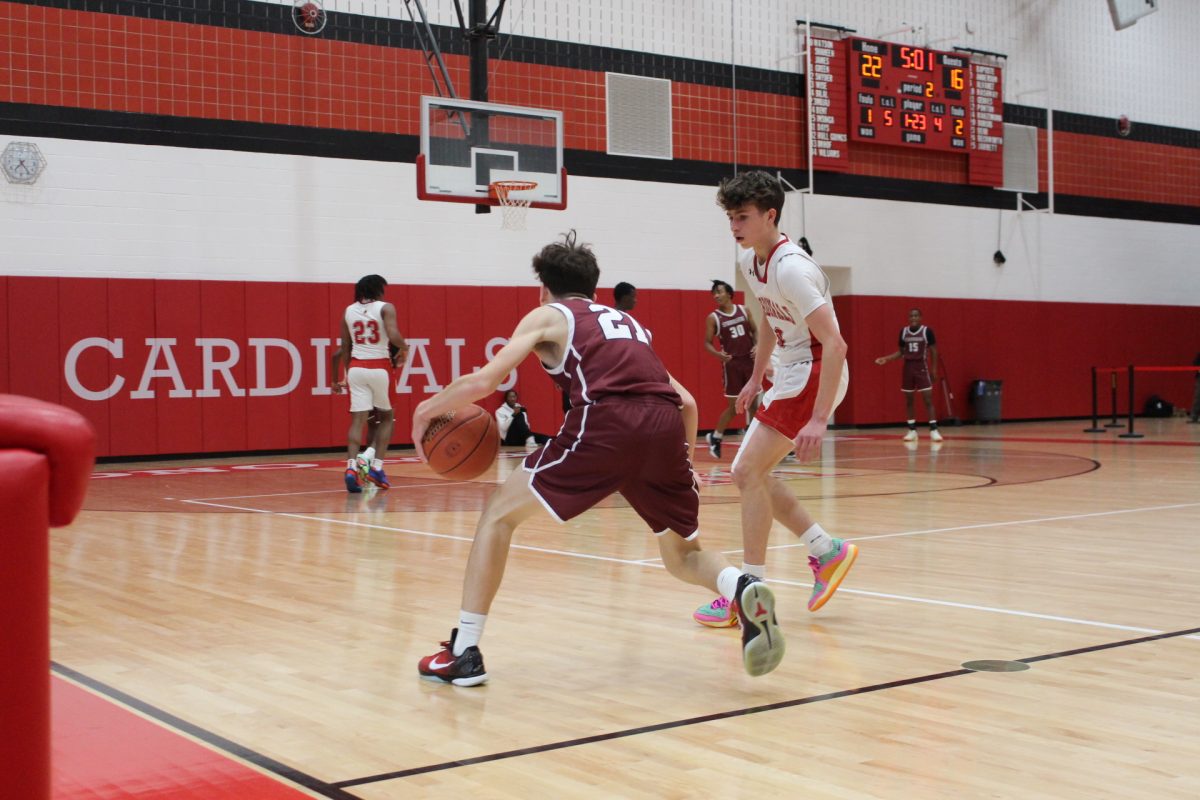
[411,231,784,685]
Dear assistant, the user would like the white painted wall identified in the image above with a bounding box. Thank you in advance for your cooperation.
[4,136,1198,305]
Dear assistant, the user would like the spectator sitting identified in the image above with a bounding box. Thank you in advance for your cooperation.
[495,390,551,446]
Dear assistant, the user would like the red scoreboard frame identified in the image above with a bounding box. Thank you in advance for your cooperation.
[848,37,972,151]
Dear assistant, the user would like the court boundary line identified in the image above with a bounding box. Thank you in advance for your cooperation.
[51,662,361,800]
[330,625,1200,787]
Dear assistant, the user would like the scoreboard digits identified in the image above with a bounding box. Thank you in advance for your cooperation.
[849,37,971,151]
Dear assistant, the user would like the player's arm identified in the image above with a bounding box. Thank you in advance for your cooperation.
[792,303,847,461]
[412,305,563,460]
[703,315,728,361]
[333,321,353,393]
[746,309,759,359]
[875,333,902,365]
[736,313,774,414]
[667,374,699,465]
[927,329,939,380]
[380,303,409,365]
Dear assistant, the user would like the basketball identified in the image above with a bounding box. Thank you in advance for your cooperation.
[422,404,499,480]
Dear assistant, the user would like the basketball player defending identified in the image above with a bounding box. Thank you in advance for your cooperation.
[333,275,408,492]
[412,232,783,686]
[873,309,942,442]
[693,171,859,628]
[704,279,758,459]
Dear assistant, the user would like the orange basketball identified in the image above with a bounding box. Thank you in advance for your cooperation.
[422,404,499,480]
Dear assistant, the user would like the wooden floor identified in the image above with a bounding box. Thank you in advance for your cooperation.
[51,419,1200,799]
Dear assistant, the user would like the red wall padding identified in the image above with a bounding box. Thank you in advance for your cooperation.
[5,277,1200,457]
[838,296,1200,424]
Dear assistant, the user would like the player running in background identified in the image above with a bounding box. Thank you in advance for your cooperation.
[333,275,408,492]
[874,308,942,442]
[704,279,758,459]
[412,231,783,686]
[693,171,858,628]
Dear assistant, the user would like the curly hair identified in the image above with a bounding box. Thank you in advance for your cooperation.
[711,279,735,296]
[354,274,387,302]
[716,170,784,223]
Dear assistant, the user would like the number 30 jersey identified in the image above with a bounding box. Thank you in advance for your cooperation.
[541,298,681,408]
[711,305,753,359]
[345,300,389,360]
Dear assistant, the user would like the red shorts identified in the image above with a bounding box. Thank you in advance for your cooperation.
[902,360,933,392]
[753,359,848,440]
[723,356,754,397]
[524,398,699,537]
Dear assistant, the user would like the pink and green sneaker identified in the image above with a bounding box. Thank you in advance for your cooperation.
[693,595,739,628]
[807,537,858,611]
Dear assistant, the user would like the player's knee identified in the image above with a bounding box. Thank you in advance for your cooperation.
[730,459,768,491]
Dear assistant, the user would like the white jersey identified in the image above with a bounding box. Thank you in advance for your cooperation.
[737,234,836,366]
[344,300,389,360]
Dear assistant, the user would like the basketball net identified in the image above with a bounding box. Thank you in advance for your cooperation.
[490,180,538,231]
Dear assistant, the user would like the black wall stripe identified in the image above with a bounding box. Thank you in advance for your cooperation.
[2,100,1195,226]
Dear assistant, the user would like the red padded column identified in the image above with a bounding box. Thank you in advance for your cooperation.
[0,450,51,799]
[0,395,96,800]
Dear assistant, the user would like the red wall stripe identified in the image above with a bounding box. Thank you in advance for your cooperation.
[2,2,1196,206]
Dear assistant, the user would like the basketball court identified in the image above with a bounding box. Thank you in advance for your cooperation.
[50,420,1200,798]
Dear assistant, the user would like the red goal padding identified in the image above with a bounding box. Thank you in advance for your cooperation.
[0,395,95,800]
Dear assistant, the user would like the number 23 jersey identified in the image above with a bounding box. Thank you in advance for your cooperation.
[344,300,389,360]
[541,298,681,409]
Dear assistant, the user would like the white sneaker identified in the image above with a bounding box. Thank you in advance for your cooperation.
[902,429,918,442]
[929,429,944,442]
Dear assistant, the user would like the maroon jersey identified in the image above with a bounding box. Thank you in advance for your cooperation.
[544,299,681,408]
[712,305,754,359]
[899,325,935,363]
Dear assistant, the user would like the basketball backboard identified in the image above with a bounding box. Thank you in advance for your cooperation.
[417,96,567,210]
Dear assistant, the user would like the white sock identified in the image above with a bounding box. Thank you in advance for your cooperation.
[346,458,356,470]
[454,610,487,655]
[717,566,742,600]
[371,458,383,470]
[907,419,917,429]
[929,420,938,428]
[800,523,834,557]
[712,432,723,441]
[360,446,375,463]
[741,562,765,578]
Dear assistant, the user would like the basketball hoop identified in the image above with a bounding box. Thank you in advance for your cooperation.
[489,180,538,231]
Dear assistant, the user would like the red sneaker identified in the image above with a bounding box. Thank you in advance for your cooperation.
[417,629,488,687]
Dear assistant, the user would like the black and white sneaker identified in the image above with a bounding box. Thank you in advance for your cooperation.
[735,575,785,676]
[706,432,722,459]
[418,628,488,686]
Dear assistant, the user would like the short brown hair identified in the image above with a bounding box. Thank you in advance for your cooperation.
[716,170,784,223]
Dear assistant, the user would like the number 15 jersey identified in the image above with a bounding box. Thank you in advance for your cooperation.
[541,298,681,409]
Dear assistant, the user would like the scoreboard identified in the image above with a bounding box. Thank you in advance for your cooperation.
[848,37,972,152]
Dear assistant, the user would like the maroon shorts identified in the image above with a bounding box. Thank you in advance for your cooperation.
[902,360,932,392]
[524,398,699,537]
[723,355,754,397]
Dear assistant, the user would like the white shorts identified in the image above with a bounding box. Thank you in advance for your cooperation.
[751,359,849,440]
[347,366,393,412]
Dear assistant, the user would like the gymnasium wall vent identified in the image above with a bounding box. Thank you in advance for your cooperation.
[1001,123,1039,194]
[606,73,673,160]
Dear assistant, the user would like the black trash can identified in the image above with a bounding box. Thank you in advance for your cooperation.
[970,379,1003,423]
